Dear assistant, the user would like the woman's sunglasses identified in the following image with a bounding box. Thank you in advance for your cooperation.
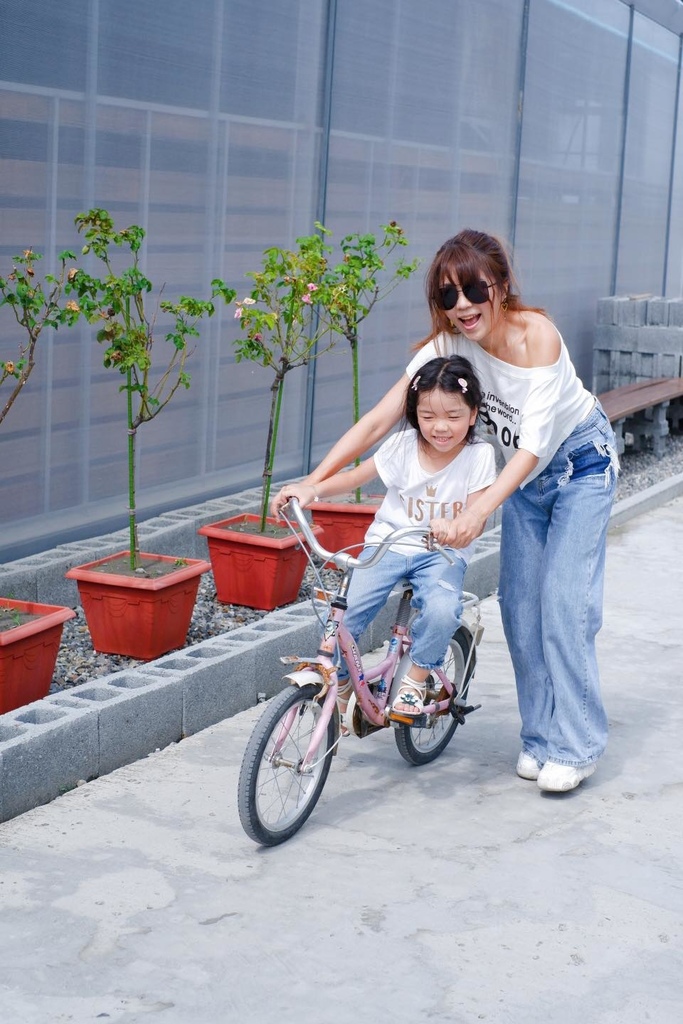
[438,281,493,310]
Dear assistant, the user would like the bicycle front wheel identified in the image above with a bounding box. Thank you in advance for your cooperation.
[238,683,336,846]
[394,626,476,766]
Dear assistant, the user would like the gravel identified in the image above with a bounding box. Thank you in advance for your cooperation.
[51,432,683,693]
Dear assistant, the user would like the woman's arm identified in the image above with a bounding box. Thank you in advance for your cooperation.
[278,457,379,510]
[309,374,408,482]
[431,449,539,548]
[271,373,409,516]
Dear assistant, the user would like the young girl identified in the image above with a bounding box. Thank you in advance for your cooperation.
[279,355,495,719]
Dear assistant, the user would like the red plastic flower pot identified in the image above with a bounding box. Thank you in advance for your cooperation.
[0,599,76,714]
[310,499,381,567]
[65,552,210,660]
[198,513,322,611]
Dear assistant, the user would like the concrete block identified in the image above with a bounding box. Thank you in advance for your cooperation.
[66,674,185,776]
[594,324,619,350]
[636,326,683,357]
[226,615,326,697]
[465,535,501,598]
[136,517,199,559]
[646,298,668,326]
[0,700,99,821]
[622,298,648,327]
[0,561,39,601]
[596,297,618,325]
[611,298,631,326]
[37,539,124,605]
[668,299,683,327]
[34,559,82,607]
[181,640,258,735]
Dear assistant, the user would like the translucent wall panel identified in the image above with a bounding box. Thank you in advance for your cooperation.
[0,0,327,560]
[616,13,680,296]
[1,0,682,560]
[309,0,524,470]
[515,0,630,384]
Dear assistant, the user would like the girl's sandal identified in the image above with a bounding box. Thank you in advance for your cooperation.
[337,679,353,736]
[390,676,426,717]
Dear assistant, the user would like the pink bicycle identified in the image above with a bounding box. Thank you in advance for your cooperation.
[238,498,484,846]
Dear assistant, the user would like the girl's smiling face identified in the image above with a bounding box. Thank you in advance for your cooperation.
[416,387,477,456]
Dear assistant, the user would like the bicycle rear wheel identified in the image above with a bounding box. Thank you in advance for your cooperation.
[238,683,336,845]
[394,626,476,766]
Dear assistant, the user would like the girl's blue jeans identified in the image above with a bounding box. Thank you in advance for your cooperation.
[498,403,619,768]
[343,547,467,671]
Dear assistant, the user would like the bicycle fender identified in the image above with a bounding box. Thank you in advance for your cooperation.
[283,668,325,689]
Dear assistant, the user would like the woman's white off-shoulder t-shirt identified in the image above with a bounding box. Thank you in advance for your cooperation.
[406,330,594,486]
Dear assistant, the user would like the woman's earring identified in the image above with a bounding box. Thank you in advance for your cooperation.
[501,297,509,313]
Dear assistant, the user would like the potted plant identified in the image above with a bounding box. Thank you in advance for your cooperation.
[0,599,76,713]
[0,246,81,710]
[311,222,419,554]
[64,208,235,659]
[198,227,337,610]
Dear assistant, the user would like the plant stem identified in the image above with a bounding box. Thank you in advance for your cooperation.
[126,366,138,569]
[260,372,285,531]
[351,336,362,502]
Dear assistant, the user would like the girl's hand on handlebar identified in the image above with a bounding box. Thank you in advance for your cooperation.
[271,482,319,517]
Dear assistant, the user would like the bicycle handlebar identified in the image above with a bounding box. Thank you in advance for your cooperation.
[281,497,456,571]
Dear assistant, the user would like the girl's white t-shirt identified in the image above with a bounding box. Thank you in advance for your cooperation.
[365,429,496,561]
[405,330,595,486]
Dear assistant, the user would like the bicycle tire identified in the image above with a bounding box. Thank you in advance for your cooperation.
[394,626,476,766]
[238,683,336,846]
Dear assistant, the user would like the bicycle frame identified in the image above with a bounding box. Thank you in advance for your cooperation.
[279,498,478,770]
[284,588,475,770]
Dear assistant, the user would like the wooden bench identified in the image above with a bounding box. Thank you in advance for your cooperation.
[597,377,683,456]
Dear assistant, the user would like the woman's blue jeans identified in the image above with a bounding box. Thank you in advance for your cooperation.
[498,404,619,768]
[343,547,466,671]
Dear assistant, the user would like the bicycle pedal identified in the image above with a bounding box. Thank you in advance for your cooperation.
[449,701,482,724]
[387,710,428,728]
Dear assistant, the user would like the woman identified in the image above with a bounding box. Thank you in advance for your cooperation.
[274,229,619,793]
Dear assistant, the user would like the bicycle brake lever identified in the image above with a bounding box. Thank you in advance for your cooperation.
[425,534,456,564]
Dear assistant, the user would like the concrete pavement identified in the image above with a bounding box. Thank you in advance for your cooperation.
[0,496,682,1024]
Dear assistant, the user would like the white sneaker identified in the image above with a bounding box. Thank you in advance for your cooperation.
[537,761,596,792]
[516,751,542,781]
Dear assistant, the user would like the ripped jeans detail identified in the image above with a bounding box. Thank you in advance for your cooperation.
[557,438,620,489]
[342,547,467,671]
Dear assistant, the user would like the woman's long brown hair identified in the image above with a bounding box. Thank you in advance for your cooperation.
[415,228,547,351]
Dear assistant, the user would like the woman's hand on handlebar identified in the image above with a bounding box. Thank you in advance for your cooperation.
[430,507,485,548]
[271,482,318,517]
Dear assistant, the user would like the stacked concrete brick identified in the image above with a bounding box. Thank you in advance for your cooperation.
[594,296,683,393]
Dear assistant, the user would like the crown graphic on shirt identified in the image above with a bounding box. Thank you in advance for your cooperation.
[426,484,437,497]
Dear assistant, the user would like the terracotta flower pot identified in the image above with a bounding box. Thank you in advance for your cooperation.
[65,551,210,660]
[310,499,381,567]
[0,598,76,713]
[198,513,322,611]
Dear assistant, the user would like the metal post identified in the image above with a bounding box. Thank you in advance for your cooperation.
[611,4,635,297]
[302,0,338,474]
[509,0,531,251]
[662,32,682,296]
